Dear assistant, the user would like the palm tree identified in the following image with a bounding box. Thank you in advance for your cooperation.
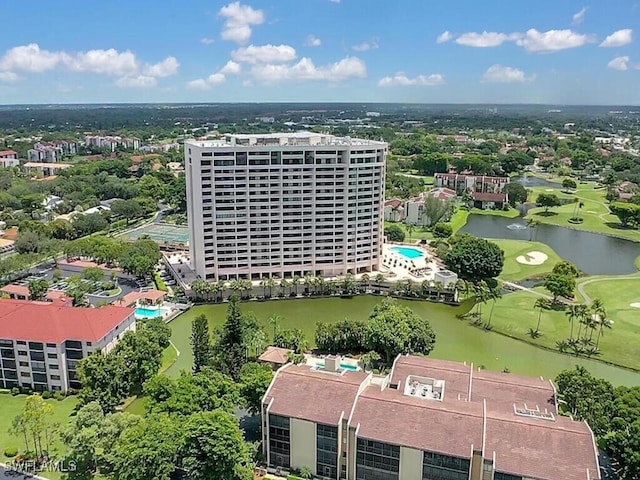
[291,275,300,297]
[303,273,314,295]
[359,273,370,293]
[575,304,590,344]
[240,279,253,300]
[374,273,385,293]
[402,279,414,297]
[533,298,547,334]
[210,281,222,302]
[472,281,489,322]
[406,223,415,242]
[564,304,581,342]
[420,279,432,299]
[485,286,502,328]
[315,275,326,295]
[279,278,290,297]
[260,278,269,299]
[526,218,539,241]
[454,279,468,300]
[340,273,357,295]
[267,314,282,341]
[434,281,444,302]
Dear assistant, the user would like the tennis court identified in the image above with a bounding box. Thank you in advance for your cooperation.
[121,223,189,244]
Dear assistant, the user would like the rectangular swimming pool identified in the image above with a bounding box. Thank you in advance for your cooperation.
[391,246,424,259]
[135,307,168,319]
[316,362,359,371]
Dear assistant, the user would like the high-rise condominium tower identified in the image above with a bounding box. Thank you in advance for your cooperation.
[185,132,387,281]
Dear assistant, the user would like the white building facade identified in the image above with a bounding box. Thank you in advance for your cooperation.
[185,133,387,281]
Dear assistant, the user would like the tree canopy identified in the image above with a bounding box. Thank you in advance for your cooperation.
[444,234,504,282]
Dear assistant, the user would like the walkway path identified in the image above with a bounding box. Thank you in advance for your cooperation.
[500,280,553,300]
[577,276,640,304]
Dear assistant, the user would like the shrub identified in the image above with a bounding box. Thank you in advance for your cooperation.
[432,223,453,238]
[53,391,65,401]
[11,387,19,396]
[4,446,18,458]
[41,391,52,400]
[384,224,405,242]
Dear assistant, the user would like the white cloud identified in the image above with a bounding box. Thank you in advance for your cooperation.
[607,56,630,71]
[516,29,593,53]
[0,43,178,85]
[572,7,588,25]
[200,37,215,45]
[306,35,322,47]
[378,72,444,87]
[115,75,157,88]
[481,64,536,83]
[329,0,340,3]
[143,56,179,77]
[231,44,297,64]
[436,31,452,44]
[219,60,242,75]
[250,56,366,83]
[0,71,19,82]
[187,78,211,90]
[66,49,138,76]
[218,1,265,45]
[455,31,519,47]
[600,29,633,47]
[0,44,67,73]
[352,38,379,51]
[186,61,240,90]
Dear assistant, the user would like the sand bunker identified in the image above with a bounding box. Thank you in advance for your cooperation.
[516,251,549,265]
[630,303,640,309]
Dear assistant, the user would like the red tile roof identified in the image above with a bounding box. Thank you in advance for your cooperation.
[258,346,293,365]
[0,284,70,303]
[115,289,165,307]
[425,187,457,201]
[384,198,403,208]
[0,150,17,156]
[0,299,134,343]
[264,363,368,425]
[471,192,507,202]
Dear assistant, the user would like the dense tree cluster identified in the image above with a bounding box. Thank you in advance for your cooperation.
[556,367,640,479]
[315,299,436,365]
[444,234,504,282]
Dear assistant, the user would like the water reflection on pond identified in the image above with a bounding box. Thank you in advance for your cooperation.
[460,214,639,275]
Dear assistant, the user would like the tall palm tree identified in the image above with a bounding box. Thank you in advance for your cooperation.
[434,281,444,302]
[472,281,489,321]
[279,278,290,297]
[402,279,414,297]
[575,304,590,343]
[533,298,547,334]
[564,304,581,342]
[259,278,269,299]
[267,314,282,342]
[241,279,253,300]
[526,219,539,241]
[291,275,300,296]
[303,273,314,295]
[485,286,502,328]
[359,273,370,293]
[406,223,415,242]
[454,279,468,300]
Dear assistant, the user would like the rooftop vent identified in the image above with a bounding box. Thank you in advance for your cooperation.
[404,375,444,401]
[514,404,555,421]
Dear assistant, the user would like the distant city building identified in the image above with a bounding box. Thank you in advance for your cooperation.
[23,162,71,177]
[27,141,77,163]
[84,135,140,152]
[262,355,600,480]
[0,299,135,391]
[185,132,387,281]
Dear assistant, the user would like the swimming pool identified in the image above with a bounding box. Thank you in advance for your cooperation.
[135,307,168,319]
[391,246,424,259]
[316,362,359,371]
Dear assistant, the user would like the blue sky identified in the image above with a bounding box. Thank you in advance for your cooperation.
[0,0,638,104]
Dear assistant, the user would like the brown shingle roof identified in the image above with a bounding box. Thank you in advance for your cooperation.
[486,414,599,480]
[351,386,484,458]
[471,192,507,202]
[264,364,368,425]
[258,346,293,365]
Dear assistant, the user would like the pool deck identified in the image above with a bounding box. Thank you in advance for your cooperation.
[381,243,444,282]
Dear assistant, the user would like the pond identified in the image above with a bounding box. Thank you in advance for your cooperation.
[167,297,640,386]
[460,214,639,275]
[512,175,563,189]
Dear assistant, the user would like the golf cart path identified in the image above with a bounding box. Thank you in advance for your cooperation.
[577,276,640,304]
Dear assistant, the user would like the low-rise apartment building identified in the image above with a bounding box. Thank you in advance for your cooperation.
[0,299,135,392]
[0,150,19,168]
[435,173,509,209]
[262,355,600,480]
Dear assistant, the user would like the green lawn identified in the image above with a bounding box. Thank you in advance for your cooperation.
[526,182,640,242]
[492,239,563,282]
[383,221,433,241]
[471,207,520,219]
[487,274,640,372]
[165,297,640,385]
[447,209,469,233]
[0,393,78,478]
